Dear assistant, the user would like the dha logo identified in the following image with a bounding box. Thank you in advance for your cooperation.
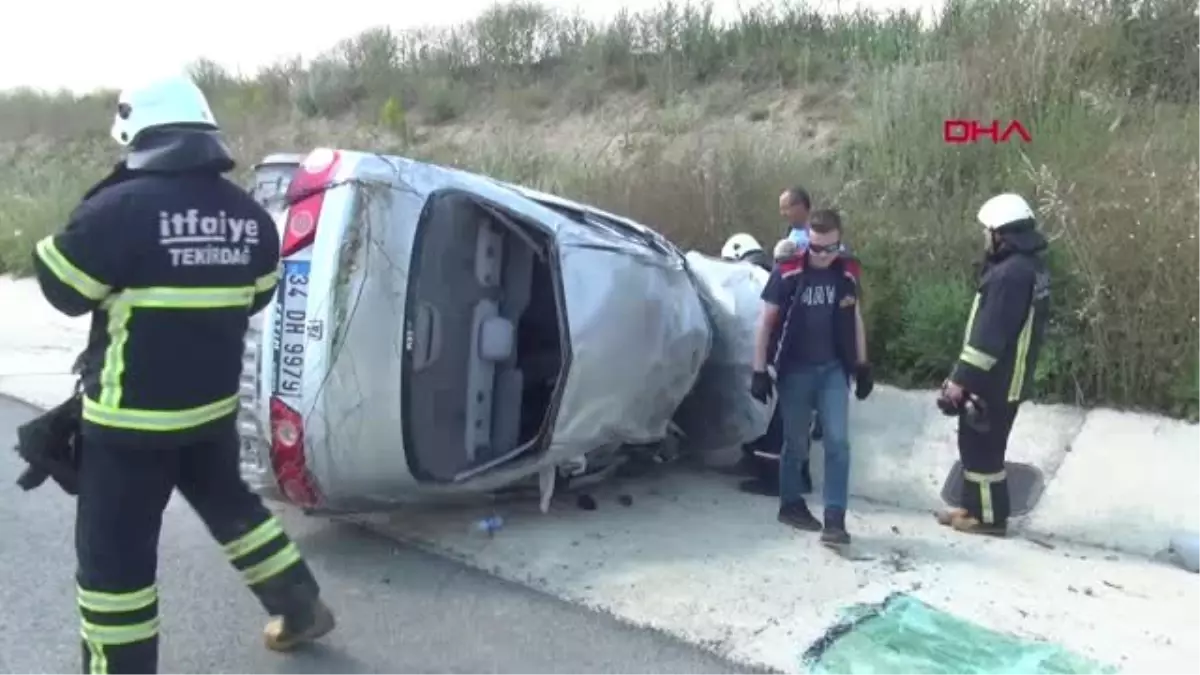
[159,209,260,267]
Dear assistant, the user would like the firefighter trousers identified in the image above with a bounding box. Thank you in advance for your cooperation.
[957,399,1021,527]
[75,421,321,674]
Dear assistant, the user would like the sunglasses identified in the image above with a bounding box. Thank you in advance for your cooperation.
[809,242,841,255]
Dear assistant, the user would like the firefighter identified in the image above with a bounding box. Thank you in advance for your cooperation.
[30,73,334,674]
[720,233,812,498]
[936,193,1050,537]
[721,232,772,269]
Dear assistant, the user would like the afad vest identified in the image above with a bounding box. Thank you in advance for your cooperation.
[773,254,862,376]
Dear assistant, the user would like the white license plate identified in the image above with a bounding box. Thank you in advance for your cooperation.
[273,260,310,400]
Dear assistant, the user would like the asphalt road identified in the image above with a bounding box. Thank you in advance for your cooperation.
[0,396,743,674]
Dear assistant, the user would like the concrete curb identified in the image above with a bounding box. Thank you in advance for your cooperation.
[1023,408,1200,557]
[0,391,46,411]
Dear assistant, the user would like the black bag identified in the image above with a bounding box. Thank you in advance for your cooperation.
[13,391,83,496]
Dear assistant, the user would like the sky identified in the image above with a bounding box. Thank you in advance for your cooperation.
[3,0,938,94]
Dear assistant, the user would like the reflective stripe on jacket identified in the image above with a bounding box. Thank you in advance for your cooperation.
[32,167,281,435]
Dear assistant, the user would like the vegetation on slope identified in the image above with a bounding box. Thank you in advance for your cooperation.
[0,0,1196,417]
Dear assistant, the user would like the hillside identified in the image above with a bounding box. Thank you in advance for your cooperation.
[0,0,1197,417]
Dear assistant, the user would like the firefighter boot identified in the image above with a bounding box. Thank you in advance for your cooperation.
[953,469,1010,537]
[935,507,969,526]
[949,513,1008,537]
[936,505,1006,535]
[264,598,336,652]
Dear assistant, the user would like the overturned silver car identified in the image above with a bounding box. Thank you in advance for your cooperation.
[238,149,773,514]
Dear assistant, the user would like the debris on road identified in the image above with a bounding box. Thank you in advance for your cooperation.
[801,593,1117,674]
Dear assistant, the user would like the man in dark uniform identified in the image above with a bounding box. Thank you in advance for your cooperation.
[936,193,1050,537]
[719,233,810,498]
[31,73,335,674]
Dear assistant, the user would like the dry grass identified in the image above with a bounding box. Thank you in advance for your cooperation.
[0,0,1196,417]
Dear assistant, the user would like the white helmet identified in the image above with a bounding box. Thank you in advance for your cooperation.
[721,233,763,260]
[977,193,1036,230]
[111,73,219,146]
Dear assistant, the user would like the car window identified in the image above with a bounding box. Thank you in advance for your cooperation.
[252,164,299,211]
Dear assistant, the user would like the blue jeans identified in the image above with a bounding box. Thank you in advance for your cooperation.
[777,361,851,510]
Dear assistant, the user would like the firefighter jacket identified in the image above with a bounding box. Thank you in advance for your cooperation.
[31,162,280,440]
[950,226,1050,404]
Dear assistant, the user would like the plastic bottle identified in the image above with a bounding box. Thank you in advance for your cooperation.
[474,515,504,537]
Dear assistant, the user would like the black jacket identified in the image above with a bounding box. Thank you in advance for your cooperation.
[950,226,1050,404]
[31,155,280,441]
[766,254,863,377]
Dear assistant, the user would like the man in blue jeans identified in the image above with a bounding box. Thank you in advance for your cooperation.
[750,209,874,544]
[778,185,850,443]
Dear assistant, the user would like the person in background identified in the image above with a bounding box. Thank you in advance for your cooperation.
[780,185,851,258]
[935,193,1050,537]
[780,186,814,248]
[751,209,874,545]
[777,186,826,442]
[719,233,811,498]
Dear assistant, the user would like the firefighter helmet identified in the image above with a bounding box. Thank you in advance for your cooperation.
[721,233,763,261]
[111,73,219,146]
[977,193,1036,231]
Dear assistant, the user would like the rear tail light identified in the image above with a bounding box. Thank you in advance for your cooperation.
[280,148,342,258]
[274,416,300,447]
[269,397,322,508]
[280,212,317,258]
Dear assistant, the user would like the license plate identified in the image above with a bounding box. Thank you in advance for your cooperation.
[273,260,310,401]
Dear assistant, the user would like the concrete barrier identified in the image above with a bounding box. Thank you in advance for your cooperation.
[0,278,89,409]
[1025,408,1200,557]
[806,385,1089,514]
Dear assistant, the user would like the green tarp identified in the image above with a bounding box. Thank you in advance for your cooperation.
[802,593,1118,674]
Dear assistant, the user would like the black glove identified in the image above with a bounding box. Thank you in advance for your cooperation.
[961,394,991,433]
[936,393,961,416]
[750,370,774,404]
[854,363,874,400]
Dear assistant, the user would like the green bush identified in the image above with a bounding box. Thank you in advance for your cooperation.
[0,0,1196,418]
